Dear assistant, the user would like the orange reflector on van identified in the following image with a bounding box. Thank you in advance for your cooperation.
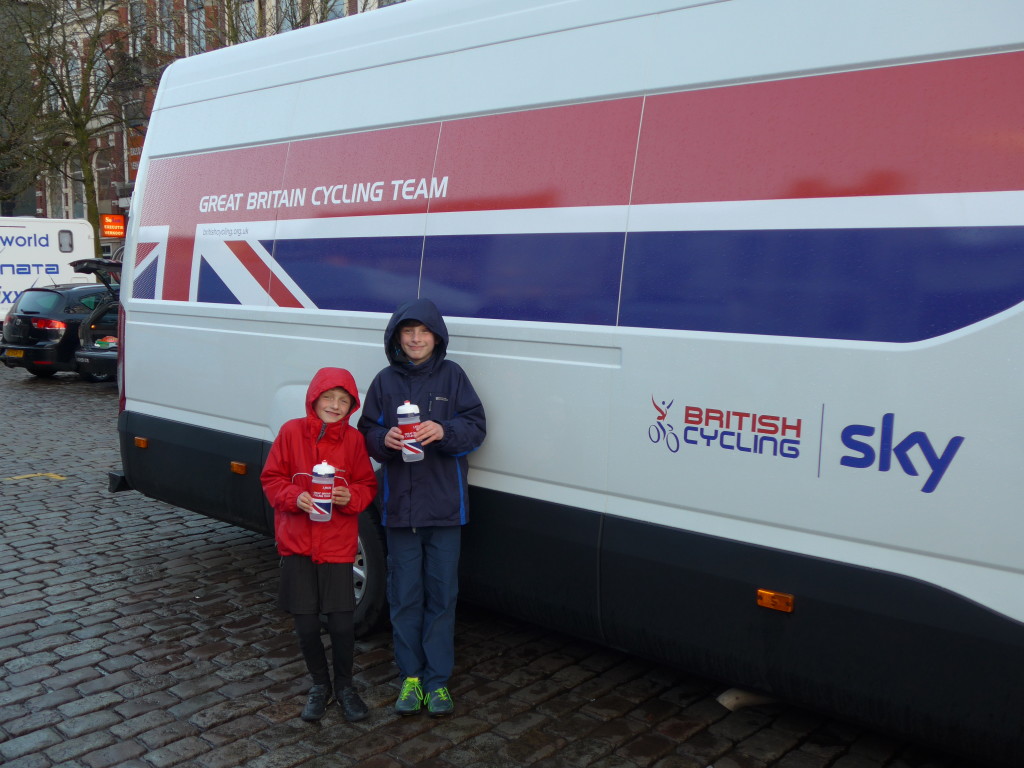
[134,437,149,448]
[756,589,794,613]
[230,462,247,475]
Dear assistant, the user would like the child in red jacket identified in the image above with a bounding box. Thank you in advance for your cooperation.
[261,367,378,723]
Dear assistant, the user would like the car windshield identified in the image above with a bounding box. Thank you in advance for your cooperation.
[15,291,63,314]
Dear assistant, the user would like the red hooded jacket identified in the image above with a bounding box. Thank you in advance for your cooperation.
[260,368,377,563]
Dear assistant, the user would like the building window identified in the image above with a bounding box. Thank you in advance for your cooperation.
[323,0,345,21]
[188,0,206,54]
[278,0,298,31]
[158,0,176,51]
[238,0,259,42]
[68,57,82,94]
[129,0,147,56]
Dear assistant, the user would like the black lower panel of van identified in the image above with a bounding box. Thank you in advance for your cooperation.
[119,412,1024,763]
[119,411,275,535]
[598,516,1024,764]
[460,488,603,644]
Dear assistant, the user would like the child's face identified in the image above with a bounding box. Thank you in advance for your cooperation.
[399,323,436,364]
[314,387,353,423]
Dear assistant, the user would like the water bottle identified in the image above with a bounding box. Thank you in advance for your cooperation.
[309,461,335,521]
[397,401,424,462]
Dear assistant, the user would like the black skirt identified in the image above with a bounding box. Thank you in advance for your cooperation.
[278,555,354,615]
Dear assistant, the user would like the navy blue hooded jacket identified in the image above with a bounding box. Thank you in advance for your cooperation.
[357,299,486,527]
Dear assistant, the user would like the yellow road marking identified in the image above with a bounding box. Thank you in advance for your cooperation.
[3,472,67,481]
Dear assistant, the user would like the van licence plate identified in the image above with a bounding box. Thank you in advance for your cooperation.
[5,349,23,358]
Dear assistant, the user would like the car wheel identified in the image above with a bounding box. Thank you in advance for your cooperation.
[26,366,57,378]
[79,370,115,383]
[353,508,387,637]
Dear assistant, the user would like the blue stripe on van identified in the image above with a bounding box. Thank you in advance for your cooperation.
[620,227,1024,342]
[253,226,1024,342]
[423,233,625,326]
[268,237,422,314]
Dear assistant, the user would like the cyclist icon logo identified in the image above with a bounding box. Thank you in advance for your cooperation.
[649,396,680,453]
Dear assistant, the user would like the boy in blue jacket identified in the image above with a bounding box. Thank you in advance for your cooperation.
[357,298,486,717]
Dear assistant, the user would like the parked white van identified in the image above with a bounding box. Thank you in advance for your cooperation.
[113,0,1024,760]
[0,217,94,315]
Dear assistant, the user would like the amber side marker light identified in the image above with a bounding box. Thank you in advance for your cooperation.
[756,589,795,613]
[230,462,248,475]
[134,437,149,448]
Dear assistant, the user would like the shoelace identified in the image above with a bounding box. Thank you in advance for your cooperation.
[433,688,451,702]
[400,680,422,701]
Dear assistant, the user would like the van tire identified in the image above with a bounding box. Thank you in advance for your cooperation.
[354,509,387,637]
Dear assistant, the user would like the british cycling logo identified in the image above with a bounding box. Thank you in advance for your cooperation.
[649,398,679,452]
[649,396,801,459]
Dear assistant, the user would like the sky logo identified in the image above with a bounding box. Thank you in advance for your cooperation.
[840,413,964,493]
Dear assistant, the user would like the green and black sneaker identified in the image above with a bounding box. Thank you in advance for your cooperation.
[426,687,454,717]
[395,677,425,715]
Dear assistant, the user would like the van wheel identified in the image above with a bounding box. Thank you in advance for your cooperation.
[27,366,57,377]
[353,508,387,637]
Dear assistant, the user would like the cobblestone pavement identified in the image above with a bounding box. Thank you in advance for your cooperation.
[0,370,982,768]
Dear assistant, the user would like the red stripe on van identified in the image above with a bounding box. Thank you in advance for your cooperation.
[632,51,1024,204]
[429,98,643,213]
[225,240,305,309]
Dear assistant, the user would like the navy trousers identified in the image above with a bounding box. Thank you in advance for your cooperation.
[386,525,461,692]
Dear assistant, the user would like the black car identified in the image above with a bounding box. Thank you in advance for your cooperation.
[1,259,120,382]
[73,301,119,382]
[72,259,121,382]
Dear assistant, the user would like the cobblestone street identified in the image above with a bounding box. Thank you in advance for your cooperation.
[0,371,978,768]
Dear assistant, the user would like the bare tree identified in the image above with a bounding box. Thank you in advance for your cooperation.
[0,1,49,214]
[191,0,370,53]
[0,0,168,252]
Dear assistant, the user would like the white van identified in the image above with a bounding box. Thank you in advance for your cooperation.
[0,217,95,315]
[113,0,1024,760]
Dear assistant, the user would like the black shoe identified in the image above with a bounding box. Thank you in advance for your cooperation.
[301,684,333,722]
[338,686,369,722]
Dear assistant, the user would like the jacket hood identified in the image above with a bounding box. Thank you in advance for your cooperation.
[305,367,361,428]
[384,298,449,367]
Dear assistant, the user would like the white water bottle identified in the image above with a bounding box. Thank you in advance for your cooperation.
[309,461,335,520]
[397,401,424,462]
